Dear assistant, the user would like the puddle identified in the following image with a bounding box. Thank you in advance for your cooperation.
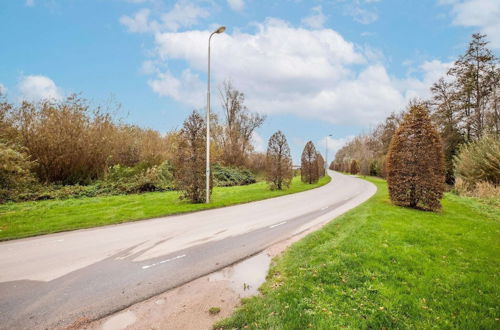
[208,252,271,297]
[101,310,137,330]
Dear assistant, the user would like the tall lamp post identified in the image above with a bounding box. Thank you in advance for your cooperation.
[206,26,226,204]
[326,134,332,171]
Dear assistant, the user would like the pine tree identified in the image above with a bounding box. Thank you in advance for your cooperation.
[386,103,445,211]
[301,141,319,184]
[447,33,498,140]
[266,131,293,190]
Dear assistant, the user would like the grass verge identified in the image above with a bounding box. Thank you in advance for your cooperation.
[0,175,330,241]
[215,177,500,329]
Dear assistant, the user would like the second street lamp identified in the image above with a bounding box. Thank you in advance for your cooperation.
[206,26,226,204]
[326,134,332,171]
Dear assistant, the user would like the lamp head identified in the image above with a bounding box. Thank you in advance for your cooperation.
[214,26,226,34]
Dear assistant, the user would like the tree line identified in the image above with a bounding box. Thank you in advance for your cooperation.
[331,33,499,197]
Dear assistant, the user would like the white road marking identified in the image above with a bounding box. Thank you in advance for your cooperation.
[321,206,329,210]
[142,254,186,270]
[269,221,287,229]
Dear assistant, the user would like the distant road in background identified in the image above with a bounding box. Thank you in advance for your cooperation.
[0,170,376,329]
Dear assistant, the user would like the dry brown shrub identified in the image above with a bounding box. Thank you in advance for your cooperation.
[301,141,319,184]
[350,159,360,175]
[386,103,445,211]
[173,110,211,203]
[266,131,293,190]
[3,95,174,185]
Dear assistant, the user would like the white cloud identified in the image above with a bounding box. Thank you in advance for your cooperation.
[251,131,265,152]
[301,6,327,29]
[132,17,450,126]
[395,60,454,100]
[0,83,7,95]
[317,135,355,162]
[346,6,378,24]
[120,8,154,33]
[150,19,404,125]
[227,0,244,12]
[148,69,205,107]
[18,75,62,102]
[25,0,35,7]
[442,0,500,48]
[120,0,210,33]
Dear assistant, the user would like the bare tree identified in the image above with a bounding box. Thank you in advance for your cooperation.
[173,110,211,203]
[218,81,266,166]
[266,131,293,190]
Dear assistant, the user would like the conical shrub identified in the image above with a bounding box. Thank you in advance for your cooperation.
[386,104,445,211]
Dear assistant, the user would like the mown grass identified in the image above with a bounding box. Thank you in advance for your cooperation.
[0,175,330,241]
[216,177,500,329]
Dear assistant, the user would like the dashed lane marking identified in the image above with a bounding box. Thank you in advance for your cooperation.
[269,221,287,229]
[142,254,186,270]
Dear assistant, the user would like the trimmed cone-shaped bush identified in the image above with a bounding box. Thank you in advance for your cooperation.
[386,104,445,211]
[317,153,326,177]
[301,141,319,184]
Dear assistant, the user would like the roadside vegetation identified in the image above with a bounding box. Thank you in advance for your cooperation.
[0,175,330,241]
[1,79,329,207]
[330,33,499,198]
[216,177,500,329]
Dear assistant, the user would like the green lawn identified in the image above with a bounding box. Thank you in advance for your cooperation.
[216,177,500,329]
[0,175,330,241]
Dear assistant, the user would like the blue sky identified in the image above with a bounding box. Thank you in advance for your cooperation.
[1,0,499,163]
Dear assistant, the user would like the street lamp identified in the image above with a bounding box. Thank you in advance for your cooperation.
[206,26,226,204]
[326,134,332,171]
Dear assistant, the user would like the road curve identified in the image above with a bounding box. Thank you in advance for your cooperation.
[0,171,376,329]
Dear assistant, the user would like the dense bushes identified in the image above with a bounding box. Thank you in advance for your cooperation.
[0,143,35,203]
[2,95,175,185]
[0,90,287,205]
[1,161,176,203]
[213,164,256,187]
[386,104,445,211]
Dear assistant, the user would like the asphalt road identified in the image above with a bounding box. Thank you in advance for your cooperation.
[0,171,376,329]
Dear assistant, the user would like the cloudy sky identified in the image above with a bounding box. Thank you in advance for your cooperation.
[1,0,499,162]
